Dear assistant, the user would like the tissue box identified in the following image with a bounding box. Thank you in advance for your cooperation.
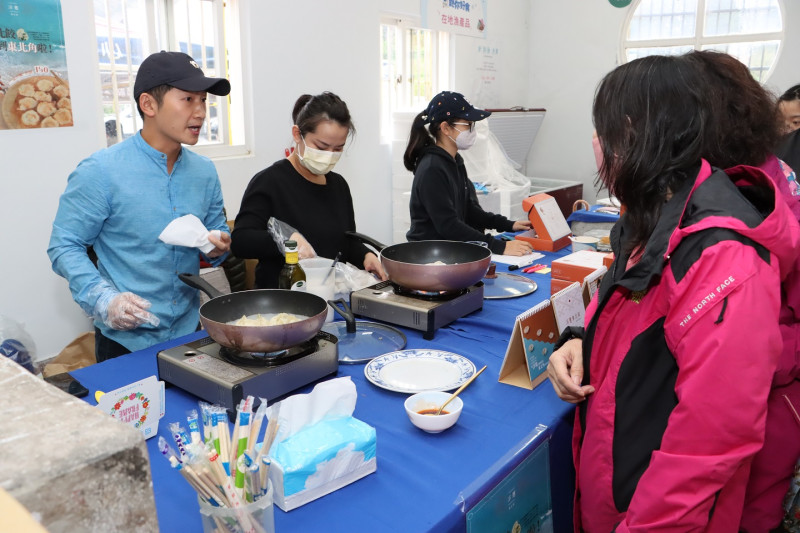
[265,377,376,511]
[269,416,376,511]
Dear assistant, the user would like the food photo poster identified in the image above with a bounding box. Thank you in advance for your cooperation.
[0,0,72,131]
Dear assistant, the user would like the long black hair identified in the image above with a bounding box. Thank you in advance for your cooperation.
[593,55,707,253]
[403,112,458,172]
[292,92,355,137]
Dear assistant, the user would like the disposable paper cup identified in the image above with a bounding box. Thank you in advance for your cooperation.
[300,258,336,322]
[198,481,274,533]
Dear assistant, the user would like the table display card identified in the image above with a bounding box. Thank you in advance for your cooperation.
[499,284,590,390]
[582,265,607,307]
[96,375,165,439]
[550,282,584,334]
[499,300,556,390]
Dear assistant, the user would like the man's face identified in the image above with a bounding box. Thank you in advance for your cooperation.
[150,88,207,146]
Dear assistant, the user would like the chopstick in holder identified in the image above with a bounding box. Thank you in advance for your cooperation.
[247,399,268,454]
[256,417,280,495]
[162,401,274,533]
[213,409,231,476]
[229,399,244,467]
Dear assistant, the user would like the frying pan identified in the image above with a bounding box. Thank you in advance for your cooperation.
[180,273,327,353]
[347,232,491,292]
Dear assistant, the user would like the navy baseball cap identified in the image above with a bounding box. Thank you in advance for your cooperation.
[423,91,491,124]
[133,51,231,100]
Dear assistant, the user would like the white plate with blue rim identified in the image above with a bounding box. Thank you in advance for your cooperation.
[364,349,476,393]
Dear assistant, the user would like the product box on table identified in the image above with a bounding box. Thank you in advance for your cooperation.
[550,250,611,295]
[551,250,610,283]
[266,377,376,511]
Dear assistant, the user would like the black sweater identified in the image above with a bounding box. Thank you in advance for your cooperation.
[777,128,800,175]
[231,158,368,288]
[405,145,515,254]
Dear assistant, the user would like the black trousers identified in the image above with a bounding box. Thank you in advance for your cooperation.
[94,327,131,363]
[94,323,203,363]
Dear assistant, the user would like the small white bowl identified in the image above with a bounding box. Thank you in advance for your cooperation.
[404,391,463,433]
[570,235,600,252]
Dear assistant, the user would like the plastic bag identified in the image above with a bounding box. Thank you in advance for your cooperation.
[267,217,317,259]
[783,458,800,531]
[334,262,379,301]
[0,315,37,374]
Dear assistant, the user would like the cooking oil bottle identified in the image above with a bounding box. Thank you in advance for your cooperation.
[278,239,306,290]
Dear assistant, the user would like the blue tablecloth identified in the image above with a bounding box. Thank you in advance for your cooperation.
[566,205,619,226]
[72,249,576,533]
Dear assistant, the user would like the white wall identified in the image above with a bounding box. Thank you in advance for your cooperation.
[525,0,800,203]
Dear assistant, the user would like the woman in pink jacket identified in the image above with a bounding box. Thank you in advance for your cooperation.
[683,50,800,532]
[548,55,800,532]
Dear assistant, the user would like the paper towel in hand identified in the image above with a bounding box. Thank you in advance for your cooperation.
[158,214,221,254]
[266,377,376,511]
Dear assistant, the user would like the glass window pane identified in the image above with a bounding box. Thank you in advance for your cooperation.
[409,28,433,110]
[626,45,695,62]
[704,0,782,36]
[701,40,780,81]
[628,0,698,41]
[171,0,218,70]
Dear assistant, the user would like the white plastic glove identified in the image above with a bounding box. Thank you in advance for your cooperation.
[289,231,317,260]
[94,288,159,330]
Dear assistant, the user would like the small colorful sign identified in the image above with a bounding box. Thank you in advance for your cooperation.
[96,376,165,439]
[421,0,488,38]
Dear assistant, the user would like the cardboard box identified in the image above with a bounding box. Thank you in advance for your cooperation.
[603,252,615,270]
[550,250,608,284]
[549,277,575,296]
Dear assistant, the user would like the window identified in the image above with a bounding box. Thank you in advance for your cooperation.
[622,0,784,81]
[94,0,246,156]
[380,17,450,140]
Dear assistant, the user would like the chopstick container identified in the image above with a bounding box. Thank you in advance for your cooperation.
[198,480,274,533]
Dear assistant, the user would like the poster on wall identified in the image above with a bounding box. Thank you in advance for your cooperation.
[421,0,488,38]
[0,0,72,131]
[471,40,501,108]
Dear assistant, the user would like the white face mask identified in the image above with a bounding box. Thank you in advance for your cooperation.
[448,124,477,151]
[297,136,342,175]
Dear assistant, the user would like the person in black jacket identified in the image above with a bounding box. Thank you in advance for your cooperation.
[231,92,385,288]
[403,91,533,255]
[777,128,800,177]
[779,84,800,135]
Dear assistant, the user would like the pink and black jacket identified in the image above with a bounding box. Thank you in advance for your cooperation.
[572,160,800,532]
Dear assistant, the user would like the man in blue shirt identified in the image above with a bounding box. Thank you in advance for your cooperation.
[48,51,232,361]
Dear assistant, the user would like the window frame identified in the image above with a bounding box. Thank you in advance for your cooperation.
[379,15,451,142]
[95,0,250,159]
[618,0,786,82]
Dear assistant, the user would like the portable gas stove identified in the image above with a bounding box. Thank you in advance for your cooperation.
[349,280,484,340]
[157,331,338,416]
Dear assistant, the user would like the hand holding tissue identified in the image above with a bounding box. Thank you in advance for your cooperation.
[158,214,221,254]
[265,377,376,511]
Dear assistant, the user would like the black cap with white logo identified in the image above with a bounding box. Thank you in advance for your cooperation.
[133,50,231,100]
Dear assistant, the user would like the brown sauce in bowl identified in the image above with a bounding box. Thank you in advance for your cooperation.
[417,408,449,416]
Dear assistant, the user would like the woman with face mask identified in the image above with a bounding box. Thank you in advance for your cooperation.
[403,91,533,255]
[232,92,386,288]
